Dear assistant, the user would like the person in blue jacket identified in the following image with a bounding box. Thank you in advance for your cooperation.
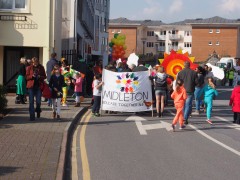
[200,77,218,124]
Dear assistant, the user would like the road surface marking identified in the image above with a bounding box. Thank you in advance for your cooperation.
[71,111,88,180]
[214,116,240,131]
[71,123,81,180]
[80,110,92,180]
[168,110,240,157]
[188,124,240,157]
[126,116,172,135]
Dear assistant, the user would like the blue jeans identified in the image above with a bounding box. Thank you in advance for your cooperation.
[184,93,194,121]
[28,88,42,118]
[194,87,202,111]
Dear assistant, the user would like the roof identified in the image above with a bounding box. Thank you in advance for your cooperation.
[171,16,240,25]
[109,18,165,26]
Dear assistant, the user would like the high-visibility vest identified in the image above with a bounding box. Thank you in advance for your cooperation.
[228,70,234,80]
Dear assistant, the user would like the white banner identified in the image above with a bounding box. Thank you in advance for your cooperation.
[101,69,153,112]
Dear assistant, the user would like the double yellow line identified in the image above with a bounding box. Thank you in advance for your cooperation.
[72,110,92,180]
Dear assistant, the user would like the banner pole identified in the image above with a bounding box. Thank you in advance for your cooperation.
[100,69,105,117]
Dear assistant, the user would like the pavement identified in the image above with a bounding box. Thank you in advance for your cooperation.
[0,94,90,180]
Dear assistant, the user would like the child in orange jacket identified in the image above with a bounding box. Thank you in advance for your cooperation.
[171,79,187,131]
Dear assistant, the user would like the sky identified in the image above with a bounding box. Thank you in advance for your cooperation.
[110,0,240,23]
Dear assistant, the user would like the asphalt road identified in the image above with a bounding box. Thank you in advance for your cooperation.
[71,87,240,180]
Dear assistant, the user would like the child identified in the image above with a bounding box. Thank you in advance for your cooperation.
[49,66,65,119]
[171,79,187,131]
[72,72,83,107]
[200,77,218,124]
[229,81,240,124]
[92,74,104,117]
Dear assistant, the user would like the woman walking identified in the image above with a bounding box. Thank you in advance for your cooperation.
[26,57,46,121]
[150,66,173,117]
[171,79,187,131]
[16,57,27,104]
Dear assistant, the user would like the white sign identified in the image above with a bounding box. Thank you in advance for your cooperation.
[101,69,153,112]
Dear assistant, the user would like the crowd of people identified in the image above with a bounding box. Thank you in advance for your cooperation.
[15,54,240,128]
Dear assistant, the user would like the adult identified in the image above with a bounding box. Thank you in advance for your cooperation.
[16,57,27,104]
[86,65,94,96]
[150,66,174,117]
[122,64,136,72]
[132,59,148,72]
[26,57,46,121]
[46,52,59,82]
[46,53,59,105]
[177,61,198,124]
[93,60,103,75]
[193,66,205,115]
[226,68,235,86]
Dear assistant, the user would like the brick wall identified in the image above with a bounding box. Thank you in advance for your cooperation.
[108,27,137,57]
[192,27,238,62]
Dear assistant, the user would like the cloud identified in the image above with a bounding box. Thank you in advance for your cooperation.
[143,0,162,16]
[219,0,240,12]
[169,0,183,14]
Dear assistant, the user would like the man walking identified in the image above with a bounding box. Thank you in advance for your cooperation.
[46,52,60,105]
[177,61,198,125]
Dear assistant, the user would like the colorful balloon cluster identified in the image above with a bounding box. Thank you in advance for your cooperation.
[109,33,127,60]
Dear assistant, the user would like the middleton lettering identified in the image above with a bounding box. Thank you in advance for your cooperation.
[103,90,148,102]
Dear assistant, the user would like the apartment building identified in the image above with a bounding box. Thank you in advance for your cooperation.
[61,0,95,65]
[109,18,192,58]
[188,16,240,61]
[92,0,110,67]
[61,0,110,66]
[0,0,62,89]
[109,16,240,63]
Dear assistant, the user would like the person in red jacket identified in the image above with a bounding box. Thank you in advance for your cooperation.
[171,79,187,131]
[229,80,240,124]
[26,57,46,121]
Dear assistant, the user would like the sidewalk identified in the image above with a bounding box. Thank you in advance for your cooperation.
[0,95,90,180]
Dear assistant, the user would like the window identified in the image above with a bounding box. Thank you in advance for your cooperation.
[147,31,154,36]
[146,42,154,48]
[184,31,191,36]
[209,41,212,45]
[184,42,192,48]
[0,0,28,11]
[159,42,165,46]
[111,29,115,33]
[216,29,220,33]
[216,41,220,45]
[117,29,121,33]
[160,31,166,35]
[209,29,213,33]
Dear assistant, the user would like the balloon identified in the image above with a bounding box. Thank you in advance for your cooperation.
[119,45,123,51]
[123,45,127,50]
[111,38,115,43]
[109,42,113,47]
[114,33,119,39]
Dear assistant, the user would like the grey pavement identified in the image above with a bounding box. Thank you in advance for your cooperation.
[0,95,90,180]
[73,87,240,180]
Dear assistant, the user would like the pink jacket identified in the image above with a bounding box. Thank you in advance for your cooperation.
[229,85,240,112]
[74,77,83,92]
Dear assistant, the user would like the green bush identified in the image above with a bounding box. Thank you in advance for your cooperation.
[0,85,8,114]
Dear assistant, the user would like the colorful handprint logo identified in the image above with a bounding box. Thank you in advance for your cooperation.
[116,73,139,93]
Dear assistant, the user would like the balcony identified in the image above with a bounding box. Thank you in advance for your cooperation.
[157,46,165,52]
[157,35,166,41]
[169,34,183,41]
[169,46,178,51]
